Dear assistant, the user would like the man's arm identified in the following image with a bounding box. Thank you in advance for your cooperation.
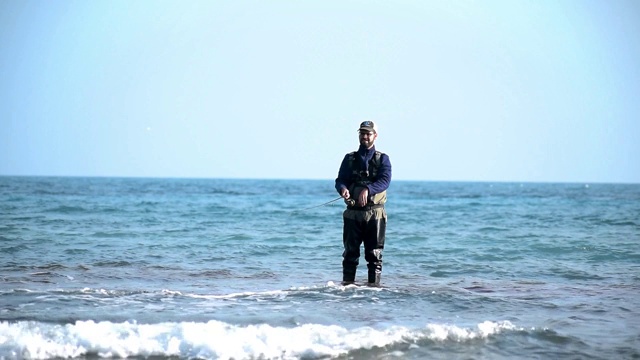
[367,154,391,195]
[335,154,351,196]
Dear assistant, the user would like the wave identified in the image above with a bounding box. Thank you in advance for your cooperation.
[44,206,88,214]
[0,319,522,360]
[0,282,386,301]
[0,263,71,272]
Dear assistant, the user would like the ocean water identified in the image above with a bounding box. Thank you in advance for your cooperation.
[1,176,639,359]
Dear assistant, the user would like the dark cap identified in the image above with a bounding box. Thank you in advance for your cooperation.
[358,120,378,133]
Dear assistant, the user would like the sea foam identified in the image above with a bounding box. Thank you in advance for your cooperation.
[0,320,518,359]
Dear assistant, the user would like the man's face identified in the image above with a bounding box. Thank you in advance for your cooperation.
[359,130,377,148]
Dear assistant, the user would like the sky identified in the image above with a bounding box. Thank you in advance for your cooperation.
[1,0,639,183]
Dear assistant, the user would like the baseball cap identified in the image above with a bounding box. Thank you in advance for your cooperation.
[358,121,378,133]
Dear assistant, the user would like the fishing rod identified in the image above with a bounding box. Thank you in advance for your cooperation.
[291,196,355,213]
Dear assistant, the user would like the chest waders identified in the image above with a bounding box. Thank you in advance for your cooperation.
[342,151,387,286]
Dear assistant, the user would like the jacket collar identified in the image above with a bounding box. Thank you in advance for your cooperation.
[357,144,376,155]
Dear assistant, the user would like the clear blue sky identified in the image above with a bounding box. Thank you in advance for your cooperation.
[1,0,638,183]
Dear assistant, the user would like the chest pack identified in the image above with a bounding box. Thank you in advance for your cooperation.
[347,150,382,185]
[346,150,387,208]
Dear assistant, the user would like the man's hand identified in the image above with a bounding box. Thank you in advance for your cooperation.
[358,188,369,207]
[340,187,350,200]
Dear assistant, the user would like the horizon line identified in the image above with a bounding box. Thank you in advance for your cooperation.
[0,174,638,185]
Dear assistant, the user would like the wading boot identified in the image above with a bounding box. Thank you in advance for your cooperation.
[342,269,356,285]
[367,270,381,287]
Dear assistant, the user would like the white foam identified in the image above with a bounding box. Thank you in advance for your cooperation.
[326,281,384,292]
[187,289,288,300]
[160,289,183,296]
[425,320,518,341]
[0,320,520,359]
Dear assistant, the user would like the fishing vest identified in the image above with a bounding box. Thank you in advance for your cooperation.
[347,150,387,206]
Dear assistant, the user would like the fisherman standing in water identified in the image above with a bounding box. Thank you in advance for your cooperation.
[335,121,392,286]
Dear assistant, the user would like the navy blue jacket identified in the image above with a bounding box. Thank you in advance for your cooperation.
[335,145,392,195]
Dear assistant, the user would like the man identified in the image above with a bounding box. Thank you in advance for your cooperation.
[335,120,392,286]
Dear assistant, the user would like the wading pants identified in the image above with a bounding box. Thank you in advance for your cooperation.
[342,206,387,284]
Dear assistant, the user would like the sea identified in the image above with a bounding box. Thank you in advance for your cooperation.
[1,176,639,360]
